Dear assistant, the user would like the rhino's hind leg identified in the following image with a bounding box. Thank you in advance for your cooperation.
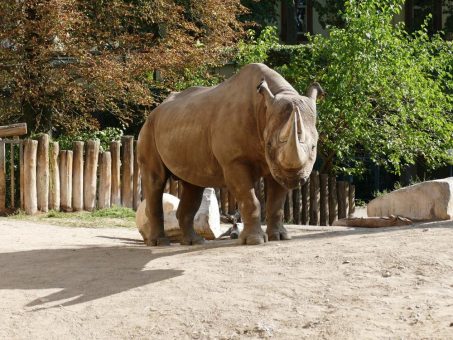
[176,182,205,245]
[265,176,291,241]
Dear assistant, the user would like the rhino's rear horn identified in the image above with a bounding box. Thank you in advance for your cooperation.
[307,82,326,100]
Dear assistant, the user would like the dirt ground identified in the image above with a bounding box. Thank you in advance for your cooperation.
[1,216,453,339]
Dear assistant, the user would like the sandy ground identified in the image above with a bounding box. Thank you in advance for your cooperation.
[1,216,453,339]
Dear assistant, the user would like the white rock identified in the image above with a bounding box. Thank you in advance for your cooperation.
[136,189,222,242]
[367,177,453,221]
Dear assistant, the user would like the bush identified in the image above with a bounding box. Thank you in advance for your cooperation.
[55,127,123,152]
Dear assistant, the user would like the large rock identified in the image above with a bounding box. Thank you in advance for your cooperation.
[136,188,222,242]
[367,177,453,221]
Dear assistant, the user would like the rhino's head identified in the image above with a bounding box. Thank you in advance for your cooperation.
[258,80,324,189]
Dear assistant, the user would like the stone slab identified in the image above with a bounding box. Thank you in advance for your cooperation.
[367,177,453,221]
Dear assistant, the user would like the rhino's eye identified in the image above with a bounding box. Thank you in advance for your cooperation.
[311,145,316,150]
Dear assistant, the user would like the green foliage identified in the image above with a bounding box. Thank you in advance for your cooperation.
[236,0,453,176]
[236,26,279,66]
[173,67,225,91]
[55,127,123,151]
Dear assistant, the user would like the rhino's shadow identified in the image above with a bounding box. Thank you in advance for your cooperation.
[0,246,189,308]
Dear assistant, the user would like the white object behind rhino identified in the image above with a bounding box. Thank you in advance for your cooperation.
[367,177,453,221]
[136,189,222,243]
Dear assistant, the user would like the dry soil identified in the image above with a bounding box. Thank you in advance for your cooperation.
[1,217,453,339]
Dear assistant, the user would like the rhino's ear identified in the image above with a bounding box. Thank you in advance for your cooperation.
[257,78,274,108]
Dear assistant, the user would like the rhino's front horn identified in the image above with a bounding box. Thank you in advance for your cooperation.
[278,108,307,169]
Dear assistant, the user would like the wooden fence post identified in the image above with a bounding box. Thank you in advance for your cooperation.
[301,177,310,224]
[10,138,18,209]
[110,141,121,206]
[255,178,266,222]
[60,151,73,211]
[220,187,228,214]
[309,171,320,225]
[0,141,5,212]
[319,174,329,226]
[72,141,84,211]
[121,136,134,208]
[99,151,112,209]
[349,184,355,217]
[20,141,24,210]
[84,139,100,211]
[23,139,38,215]
[292,182,301,225]
[37,134,49,212]
[337,181,347,219]
[228,191,236,215]
[133,140,141,209]
[49,142,60,211]
[284,191,293,223]
[328,176,338,225]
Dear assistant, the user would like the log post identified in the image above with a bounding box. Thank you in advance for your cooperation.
[60,150,73,211]
[72,141,84,211]
[348,184,355,217]
[23,139,38,215]
[337,181,347,219]
[177,180,183,197]
[319,174,329,226]
[0,141,5,212]
[309,171,320,225]
[110,141,121,206]
[292,182,301,225]
[255,178,266,222]
[37,134,49,212]
[284,191,293,223]
[84,139,100,211]
[20,141,24,210]
[328,176,338,225]
[121,136,134,208]
[220,187,228,214]
[99,151,112,209]
[169,178,178,197]
[133,140,141,209]
[49,142,60,211]
[344,181,350,218]
[301,177,310,224]
[10,138,17,209]
[228,191,236,215]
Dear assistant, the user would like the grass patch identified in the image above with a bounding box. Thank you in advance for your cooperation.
[8,206,136,228]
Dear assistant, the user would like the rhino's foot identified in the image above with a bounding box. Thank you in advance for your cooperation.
[267,226,291,241]
[239,230,268,245]
[146,237,171,246]
[180,233,205,246]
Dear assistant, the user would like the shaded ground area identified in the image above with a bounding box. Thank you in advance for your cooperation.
[1,218,452,339]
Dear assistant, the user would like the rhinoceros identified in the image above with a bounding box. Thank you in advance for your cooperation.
[137,63,324,246]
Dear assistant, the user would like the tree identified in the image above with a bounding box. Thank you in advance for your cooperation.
[237,0,453,175]
[0,0,245,135]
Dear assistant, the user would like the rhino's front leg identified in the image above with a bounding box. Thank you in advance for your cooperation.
[265,176,291,241]
[225,165,267,245]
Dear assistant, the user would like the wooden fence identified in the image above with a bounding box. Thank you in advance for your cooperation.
[0,131,355,226]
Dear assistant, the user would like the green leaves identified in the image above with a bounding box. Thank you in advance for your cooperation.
[237,0,452,176]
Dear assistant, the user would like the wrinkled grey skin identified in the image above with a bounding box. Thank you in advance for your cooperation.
[137,63,324,246]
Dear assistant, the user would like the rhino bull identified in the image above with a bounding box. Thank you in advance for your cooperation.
[137,63,324,245]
